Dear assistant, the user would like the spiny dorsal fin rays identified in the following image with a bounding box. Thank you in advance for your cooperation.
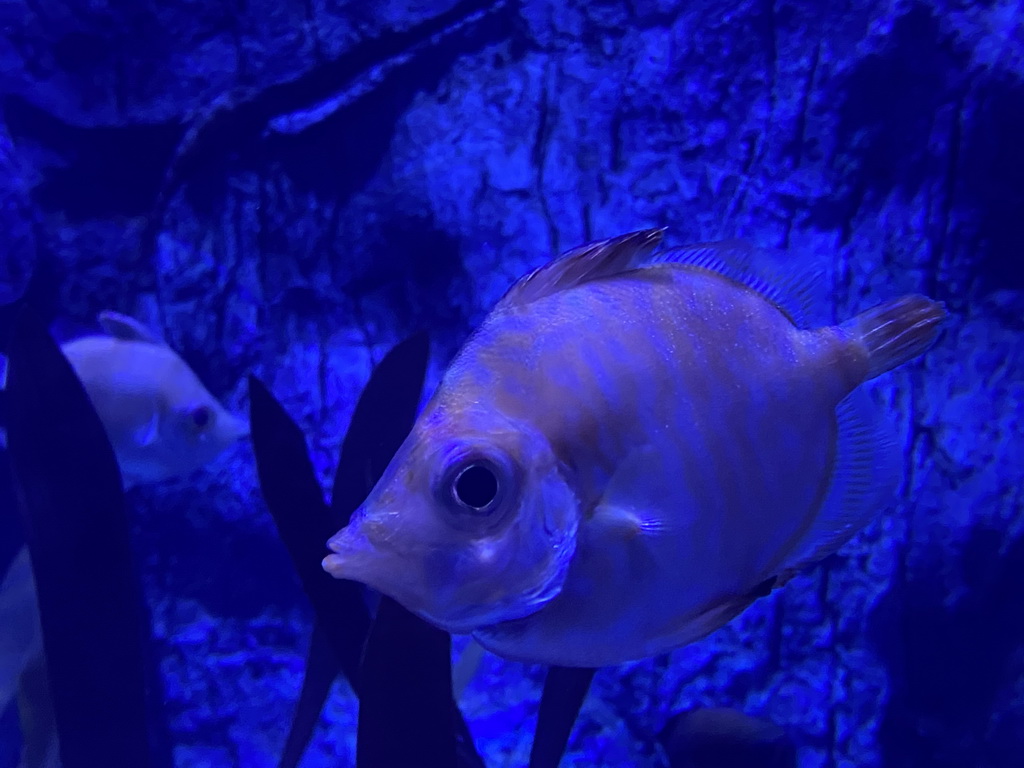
[498,228,666,309]
[97,311,164,345]
[656,240,828,328]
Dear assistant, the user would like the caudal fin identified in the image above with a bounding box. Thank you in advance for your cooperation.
[843,294,947,380]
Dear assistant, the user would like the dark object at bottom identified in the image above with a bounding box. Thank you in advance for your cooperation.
[5,308,170,768]
[358,596,458,767]
[659,707,797,768]
[529,666,597,768]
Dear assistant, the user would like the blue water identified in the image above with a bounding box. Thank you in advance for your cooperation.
[1,1,1022,766]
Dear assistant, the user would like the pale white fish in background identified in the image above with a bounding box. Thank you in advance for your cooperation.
[0,310,250,768]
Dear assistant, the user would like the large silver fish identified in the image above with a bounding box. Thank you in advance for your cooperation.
[322,229,946,667]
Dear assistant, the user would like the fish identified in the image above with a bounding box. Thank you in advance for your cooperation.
[659,707,796,768]
[59,310,250,485]
[321,228,947,667]
[0,310,249,765]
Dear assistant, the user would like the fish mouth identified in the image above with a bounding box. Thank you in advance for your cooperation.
[321,526,480,635]
[322,527,378,581]
[322,526,429,614]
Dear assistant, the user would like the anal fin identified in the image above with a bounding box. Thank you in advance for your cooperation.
[776,388,901,580]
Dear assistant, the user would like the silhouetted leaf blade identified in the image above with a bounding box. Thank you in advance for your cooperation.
[331,330,430,525]
[6,308,167,768]
[277,624,338,768]
[358,597,458,767]
[248,375,370,689]
[529,666,597,768]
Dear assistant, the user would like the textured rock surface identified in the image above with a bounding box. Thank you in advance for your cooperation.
[2,0,1022,766]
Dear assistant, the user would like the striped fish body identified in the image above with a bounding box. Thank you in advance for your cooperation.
[324,230,946,667]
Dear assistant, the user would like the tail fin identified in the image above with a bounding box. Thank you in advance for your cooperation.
[843,294,947,380]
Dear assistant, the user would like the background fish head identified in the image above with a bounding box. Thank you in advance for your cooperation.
[325,402,581,634]
[152,367,250,477]
[63,336,250,486]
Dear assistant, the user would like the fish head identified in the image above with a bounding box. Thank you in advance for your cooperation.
[323,404,580,634]
[160,393,250,469]
[132,348,250,478]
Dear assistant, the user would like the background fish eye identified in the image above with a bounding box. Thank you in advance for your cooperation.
[190,405,213,431]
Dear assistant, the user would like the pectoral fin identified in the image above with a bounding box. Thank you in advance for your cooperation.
[132,410,161,448]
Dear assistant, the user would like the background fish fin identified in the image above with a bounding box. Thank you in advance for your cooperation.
[97,311,162,345]
[132,410,161,447]
[657,241,827,328]
[451,638,486,699]
[498,228,665,308]
[776,388,901,581]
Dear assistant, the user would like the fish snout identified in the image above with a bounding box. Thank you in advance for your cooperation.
[322,524,399,586]
[226,413,251,441]
[322,521,438,621]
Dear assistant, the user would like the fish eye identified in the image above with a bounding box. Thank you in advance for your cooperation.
[452,463,500,512]
[190,405,213,430]
[437,447,518,523]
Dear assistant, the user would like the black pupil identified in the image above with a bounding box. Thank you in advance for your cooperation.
[454,464,498,510]
[192,407,210,427]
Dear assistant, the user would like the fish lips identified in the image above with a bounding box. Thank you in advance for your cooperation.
[323,524,432,614]
[322,524,484,635]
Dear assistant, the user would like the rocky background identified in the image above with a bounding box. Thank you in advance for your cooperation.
[1,0,1022,766]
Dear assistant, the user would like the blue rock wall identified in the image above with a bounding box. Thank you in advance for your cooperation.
[2,0,1022,766]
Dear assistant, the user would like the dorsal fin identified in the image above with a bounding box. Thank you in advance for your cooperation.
[657,240,827,328]
[498,228,666,309]
[98,311,163,345]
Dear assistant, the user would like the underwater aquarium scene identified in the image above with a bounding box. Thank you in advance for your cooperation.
[0,0,1021,766]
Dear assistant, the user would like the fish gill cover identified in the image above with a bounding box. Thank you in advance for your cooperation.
[0,0,1021,766]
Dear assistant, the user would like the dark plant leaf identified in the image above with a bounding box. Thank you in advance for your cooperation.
[6,308,169,768]
[357,596,457,767]
[277,624,337,768]
[330,330,430,525]
[248,375,370,690]
[253,335,438,768]
[528,666,597,768]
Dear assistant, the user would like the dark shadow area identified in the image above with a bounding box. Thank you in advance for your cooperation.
[0,250,66,358]
[133,505,300,620]
[870,524,1024,767]
[958,74,1024,293]
[811,4,969,232]
[171,0,522,226]
[351,215,473,356]
[2,95,183,219]
[2,2,521,232]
